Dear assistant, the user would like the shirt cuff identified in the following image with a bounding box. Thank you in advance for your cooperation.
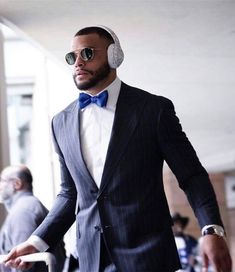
[27,235,49,252]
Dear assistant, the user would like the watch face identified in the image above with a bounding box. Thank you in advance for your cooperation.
[204,227,214,235]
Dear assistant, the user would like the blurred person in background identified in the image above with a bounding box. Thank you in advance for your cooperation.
[172,213,198,272]
[0,165,65,272]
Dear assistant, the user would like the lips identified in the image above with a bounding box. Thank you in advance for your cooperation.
[78,71,88,76]
[75,69,90,76]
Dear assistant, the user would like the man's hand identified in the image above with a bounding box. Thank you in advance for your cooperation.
[200,235,232,272]
[3,241,38,270]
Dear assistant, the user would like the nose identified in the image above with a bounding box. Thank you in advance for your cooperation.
[74,54,85,68]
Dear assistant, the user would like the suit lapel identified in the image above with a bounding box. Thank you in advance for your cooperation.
[67,103,97,188]
[98,83,148,195]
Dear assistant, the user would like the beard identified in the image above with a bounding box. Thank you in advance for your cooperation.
[0,183,14,203]
[73,62,111,90]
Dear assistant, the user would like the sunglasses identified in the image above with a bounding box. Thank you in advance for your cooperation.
[65,47,100,65]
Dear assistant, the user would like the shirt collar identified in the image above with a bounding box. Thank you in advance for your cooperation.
[80,77,121,112]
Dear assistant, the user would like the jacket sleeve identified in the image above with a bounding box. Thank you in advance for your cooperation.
[33,117,76,248]
[157,98,223,229]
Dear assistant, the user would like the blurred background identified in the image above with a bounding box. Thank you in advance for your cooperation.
[0,1,234,270]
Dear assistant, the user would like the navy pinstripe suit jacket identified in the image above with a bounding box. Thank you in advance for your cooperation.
[33,82,223,272]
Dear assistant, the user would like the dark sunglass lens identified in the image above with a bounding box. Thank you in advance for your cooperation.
[65,52,76,65]
[81,48,93,61]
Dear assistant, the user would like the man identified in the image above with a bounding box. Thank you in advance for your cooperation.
[3,26,232,272]
[172,213,198,272]
[0,165,66,271]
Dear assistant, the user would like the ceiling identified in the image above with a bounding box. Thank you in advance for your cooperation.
[0,0,235,172]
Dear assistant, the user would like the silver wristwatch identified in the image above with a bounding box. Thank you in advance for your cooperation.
[202,225,225,237]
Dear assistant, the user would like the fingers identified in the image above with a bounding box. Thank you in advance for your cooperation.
[214,252,232,272]
[201,252,209,272]
[202,263,208,271]
[221,246,232,272]
[4,257,21,269]
[210,242,232,272]
[2,242,38,270]
[200,235,232,272]
[5,257,33,270]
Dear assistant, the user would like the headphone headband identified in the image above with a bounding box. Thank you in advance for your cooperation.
[78,25,124,68]
[95,25,121,46]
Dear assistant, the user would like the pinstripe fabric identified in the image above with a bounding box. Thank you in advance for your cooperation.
[33,82,223,272]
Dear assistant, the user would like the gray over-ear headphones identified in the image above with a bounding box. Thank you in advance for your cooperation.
[83,25,124,69]
[97,25,124,69]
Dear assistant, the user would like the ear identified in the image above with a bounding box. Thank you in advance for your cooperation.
[13,179,23,190]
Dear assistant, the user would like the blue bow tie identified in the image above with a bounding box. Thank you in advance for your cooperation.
[78,90,108,109]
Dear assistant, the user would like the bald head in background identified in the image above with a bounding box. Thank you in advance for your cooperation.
[0,165,33,204]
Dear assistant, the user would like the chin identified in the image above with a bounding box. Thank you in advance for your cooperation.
[76,82,90,91]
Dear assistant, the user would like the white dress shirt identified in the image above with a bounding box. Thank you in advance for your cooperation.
[28,77,121,251]
[80,77,121,187]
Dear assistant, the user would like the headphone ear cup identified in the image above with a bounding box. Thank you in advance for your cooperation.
[107,43,124,69]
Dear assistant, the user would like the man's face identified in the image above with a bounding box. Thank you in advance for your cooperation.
[0,173,15,203]
[71,33,111,91]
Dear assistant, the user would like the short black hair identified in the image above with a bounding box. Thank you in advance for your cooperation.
[74,26,114,44]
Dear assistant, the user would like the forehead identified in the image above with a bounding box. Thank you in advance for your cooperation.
[71,33,109,50]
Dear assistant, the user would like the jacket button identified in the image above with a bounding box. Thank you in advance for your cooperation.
[90,189,98,194]
[94,225,101,231]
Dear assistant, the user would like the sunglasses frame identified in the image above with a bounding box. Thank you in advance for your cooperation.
[65,47,101,65]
